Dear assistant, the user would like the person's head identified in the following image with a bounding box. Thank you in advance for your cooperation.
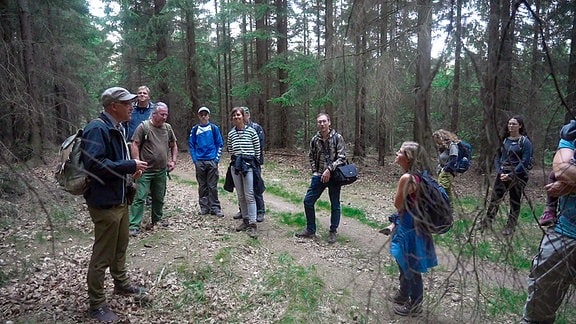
[432,129,459,150]
[231,106,245,127]
[242,106,251,124]
[316,112,331,134]
[151,102,169,126]
[101,87,137,122]
[136,86,151,105]
[505,115,527,137]
[395,141,423,172]
[197,106,210,125]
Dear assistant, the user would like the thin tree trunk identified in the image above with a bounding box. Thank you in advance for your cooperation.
[414,0,433,167]
[450,0,462,132]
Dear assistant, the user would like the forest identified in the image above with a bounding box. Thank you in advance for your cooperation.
[2,0,576,322]
[0,0,575,168]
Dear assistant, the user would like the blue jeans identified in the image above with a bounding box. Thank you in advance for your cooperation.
[231,168,256,224]
[129,168,167,229]
[303,175,341,233]
[398,262,423,304]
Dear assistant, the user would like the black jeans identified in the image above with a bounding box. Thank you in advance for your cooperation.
[486,173,528,227]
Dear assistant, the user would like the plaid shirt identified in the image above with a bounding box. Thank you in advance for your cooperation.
[309,129,347,174]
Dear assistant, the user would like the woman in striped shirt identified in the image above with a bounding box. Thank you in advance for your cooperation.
[228,107,261,238]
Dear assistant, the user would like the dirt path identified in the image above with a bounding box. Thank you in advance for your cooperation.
[0,151,546,323]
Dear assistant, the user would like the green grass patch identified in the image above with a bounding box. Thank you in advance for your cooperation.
[486,287,526,317]
[262,253,325,321]
[274,211,307,227]
[173,263,214,308]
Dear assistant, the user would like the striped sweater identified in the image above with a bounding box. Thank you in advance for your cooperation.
[227,126,261,161]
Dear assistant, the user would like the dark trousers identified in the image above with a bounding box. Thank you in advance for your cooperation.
[486,173,528,227]
[253,165,266,215]
[195,160,221,213]
[398,262,423,304]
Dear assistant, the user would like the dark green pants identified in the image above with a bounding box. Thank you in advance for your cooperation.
[87,205,130,310]
[129,169,168,229]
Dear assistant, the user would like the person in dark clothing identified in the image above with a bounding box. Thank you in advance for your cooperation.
[81,87,148,322]
[476,115,533,236]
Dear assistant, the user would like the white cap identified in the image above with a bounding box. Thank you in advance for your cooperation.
[198,107,210,114]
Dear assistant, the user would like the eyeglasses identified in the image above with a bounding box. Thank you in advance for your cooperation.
[116,101,132,106]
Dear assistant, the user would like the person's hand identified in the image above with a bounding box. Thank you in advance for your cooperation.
[546,181,574,197]
[321,169,331,183]
[379,223,396,235]
[134,159,148,171]
[133,159,148,179]
[500,173,512,182]
[168,160,176,172]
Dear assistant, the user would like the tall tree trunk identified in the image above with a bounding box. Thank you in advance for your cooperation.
[450,0,462,132]
[414,0,433,166]
[276,0,288,148]
[377,1,389,165]
[254,0,269,144]
[17,0,42,162]
[351,1,366,159]
[185,2,199,136]
[154,0,169,103]
[480,0,502,173]
[325,0,334,118]
[566,6,576,121]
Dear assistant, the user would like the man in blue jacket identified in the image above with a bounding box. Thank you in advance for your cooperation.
[189,106,225,217]
[125,85,153,142]
[81,87,149,322]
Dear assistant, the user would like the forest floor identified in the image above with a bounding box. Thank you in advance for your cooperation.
[0,148,571,323]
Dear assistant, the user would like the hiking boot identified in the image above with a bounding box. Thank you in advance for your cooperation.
[89,305,119,322]
[295,229,315,238]
[212,210,225,217]
[247,223,258,238]
[475,219,492,232]
[501,226,515,236]
[388,291,409,305]
[538,210,556,226]
[379,227,391,235]
[144,223,154,231]
[256,214,265,223]
[236,219,249,232]
[233,210,243,219]
[393,301,423,316]
[158,220,169,228]
[129,229,139,237]
[114,284,147,296]
[327,231,337,244]
[199,209,210,216]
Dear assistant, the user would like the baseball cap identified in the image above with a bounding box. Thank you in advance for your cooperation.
[198,107,210,114]
[242,106,250,113]
[101,87,137,107]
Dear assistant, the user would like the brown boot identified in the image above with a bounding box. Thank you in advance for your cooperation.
[247,223,258,238]
[236,219,249,232]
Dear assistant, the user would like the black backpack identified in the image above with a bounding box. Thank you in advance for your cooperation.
[455,140,473,173]
[408,171,453,234]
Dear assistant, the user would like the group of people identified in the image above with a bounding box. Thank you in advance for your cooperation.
[78,85,575,323]
[389,115,576,322]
